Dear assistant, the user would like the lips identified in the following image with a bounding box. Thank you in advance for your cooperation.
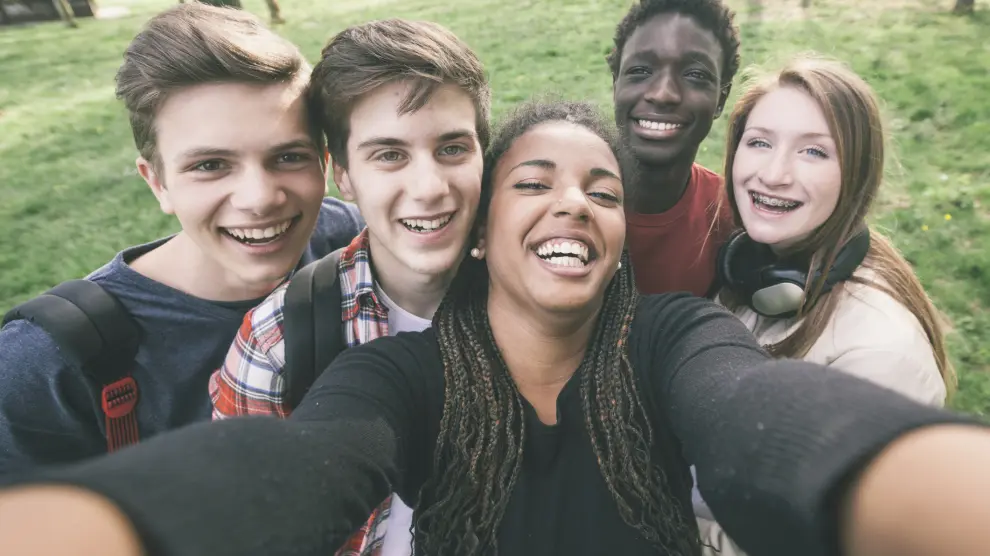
[221,216,299,245]
[399,212,454,234]
[749,191,803,213]
[628,115,690,141]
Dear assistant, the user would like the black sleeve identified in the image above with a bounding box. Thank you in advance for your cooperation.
[18,330,445,556]
[629,293,981,556]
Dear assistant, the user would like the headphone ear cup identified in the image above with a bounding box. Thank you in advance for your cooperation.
[717,230,747,290]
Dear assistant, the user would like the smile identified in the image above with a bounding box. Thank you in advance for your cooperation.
[636,119,683,132]
[534,238,594,268]
[400,212,454,233]
[221,216,298,246]
[750,191,803,213]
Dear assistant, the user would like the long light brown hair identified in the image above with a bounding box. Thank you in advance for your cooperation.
[719,56,956,397]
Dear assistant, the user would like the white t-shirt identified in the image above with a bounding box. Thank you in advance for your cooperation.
[375,283,432,556]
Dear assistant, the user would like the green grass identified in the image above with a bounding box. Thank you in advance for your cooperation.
[0,0,987,414]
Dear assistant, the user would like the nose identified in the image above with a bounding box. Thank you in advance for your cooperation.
[553,183,593,222]
[643,70,682,107]
[407,159,450,205]
[228,164,287,215]
[757,150,794,189]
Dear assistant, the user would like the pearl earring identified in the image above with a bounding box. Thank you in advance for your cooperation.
[617,261,622,270]
[470,248,483,259]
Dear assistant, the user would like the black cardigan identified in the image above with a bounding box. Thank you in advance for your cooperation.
[30,294,974,556]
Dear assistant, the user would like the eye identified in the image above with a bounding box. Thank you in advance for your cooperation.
[439,144,468,157]
[590,191,621,204]
[624,66,651,79]
[193,159,227,172]
[513,181,549,191]
[685,69,714,82]
[376,150,404,163]
[277,152,312,164]
[803,146,830,159]
[746,138,771,149]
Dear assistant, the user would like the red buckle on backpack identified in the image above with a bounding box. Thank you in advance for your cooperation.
[101,377,140,452]
[102,377,139,418]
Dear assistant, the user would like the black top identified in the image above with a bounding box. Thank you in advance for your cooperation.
[31,294,972,556]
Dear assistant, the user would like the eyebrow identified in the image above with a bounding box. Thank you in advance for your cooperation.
[510,159,621,181]
[510,159,555,172]
[745,126,833,141]
[355,128,478,151]
[177,138,317,160]
[625,49,719,69]
[590,167,621,181]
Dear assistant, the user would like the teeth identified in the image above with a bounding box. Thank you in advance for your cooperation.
[751,192,800,209]
[401,214,453,232]
[638,119,683,131]
[225,219,292,241]
[535,239,591,264]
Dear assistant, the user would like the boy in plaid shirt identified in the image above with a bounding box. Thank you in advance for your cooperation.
[209,18,491,556]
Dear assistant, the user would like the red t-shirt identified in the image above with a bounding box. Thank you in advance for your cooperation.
[625,164,736,297]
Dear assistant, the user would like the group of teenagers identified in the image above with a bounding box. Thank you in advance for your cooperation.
[1,0,989,555]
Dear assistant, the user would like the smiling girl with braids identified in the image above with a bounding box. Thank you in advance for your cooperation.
[1,99,989,556]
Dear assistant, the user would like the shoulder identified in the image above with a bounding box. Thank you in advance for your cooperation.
[832,275,933,351]
[692,163,723,186]
[242,281,292,351]
[0,319,81,403]
[332,328,441,370]
[630,293,751,352]
[809,275,946,405]
[0,317,69,368]
[316,197,364,238]
[293,329,443,422]
[634,292,736,326]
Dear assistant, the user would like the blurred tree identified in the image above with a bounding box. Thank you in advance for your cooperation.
[52,0,77,26]
[182,0,243,8]
[954,0,974,13]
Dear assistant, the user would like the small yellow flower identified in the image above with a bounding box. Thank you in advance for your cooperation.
[944,213,952,221]
[922,225,929,231]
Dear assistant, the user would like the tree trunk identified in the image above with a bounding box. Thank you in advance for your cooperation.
[954,0,975,14]
[52,0,78,27]
[196,0,243,8]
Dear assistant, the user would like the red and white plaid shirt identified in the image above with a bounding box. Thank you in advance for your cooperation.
[209,229,396,556]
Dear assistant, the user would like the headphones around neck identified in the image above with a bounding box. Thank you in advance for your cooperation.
[716,228,871,319]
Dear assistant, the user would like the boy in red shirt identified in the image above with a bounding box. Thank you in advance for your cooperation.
[608,0,741,296]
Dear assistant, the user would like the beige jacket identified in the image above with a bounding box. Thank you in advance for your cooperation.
[698,273,947,555]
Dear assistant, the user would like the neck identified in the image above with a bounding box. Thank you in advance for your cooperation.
[369,241,459,320]
[627,157,696,214]
[486,287,599,393]
[129,232,282,302]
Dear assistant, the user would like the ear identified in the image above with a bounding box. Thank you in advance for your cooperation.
[137,157,174,215]
[714,83,733,120]
[332,159,356,202]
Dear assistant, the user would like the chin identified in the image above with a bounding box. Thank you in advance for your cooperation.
[400,251,463,277]
[628,143,684,167]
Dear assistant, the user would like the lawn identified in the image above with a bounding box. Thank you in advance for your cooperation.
[0,0,987,414]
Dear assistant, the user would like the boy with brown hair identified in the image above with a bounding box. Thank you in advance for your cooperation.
[210,18,491,556]
[0,3,362,473]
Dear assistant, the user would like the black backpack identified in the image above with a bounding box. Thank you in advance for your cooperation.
[2,280,142,452]
[1,250,347,452]
[281,247,347,410]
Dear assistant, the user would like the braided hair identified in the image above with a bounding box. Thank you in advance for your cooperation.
[412,99,699,556]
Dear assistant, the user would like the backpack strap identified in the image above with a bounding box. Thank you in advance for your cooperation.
[283,248,346,410]
[2,280,142,452]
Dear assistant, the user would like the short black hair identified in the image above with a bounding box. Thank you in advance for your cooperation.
[607,0,741,87]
